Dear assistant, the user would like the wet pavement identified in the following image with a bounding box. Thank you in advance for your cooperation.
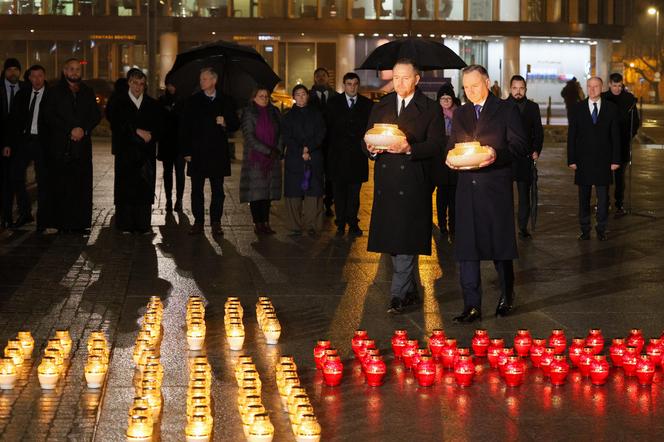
[0,138,663,441]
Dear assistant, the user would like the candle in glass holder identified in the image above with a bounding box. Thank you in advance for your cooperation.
[503,356,526,387]
[416,355,436,387]
[322,355,343,387]
[471,329,490,357]
[55,330,73,357]
[585,328,604,355]
[38,356,60,389]
[235,362,257,386]
[313,340,331,369]
[351,330,369,358]
[357,339,375,362]
[126,414,153,442]
[85,355,107,388]
[295,414,322,442]
[401,340,419,369]
[187,322,206,351]
[391,330,408,358]
[626,328,645,354]
[17,331,34,359]
[440,339,458,370]
[227,325,245,351]
[578,347,595,377]
[292,404,315,436]
[549,355,570,386]
[409,348,429,373]
[247,413,274,442]
[185,413,213,442]
[645,338,663,366]
[513,329,532,357]
[288,394,311,419]
[539,348,556,377]
[548,329,567,354]
[609,338,627,367]
[622,346,638,376]
[4,343,23,367]
[454,355,475,387]
[529,338,546,367]
[635,355,656,386]
[365,355,387,387]
[568,338,586,367]
[242,404,266,437]
[497,347,515,375]
[263,319,281,345]
[589,355,610,386]
[487,339,505,368]
[428,329,446,359]
[0,357,17,390]
[362,349,381,373]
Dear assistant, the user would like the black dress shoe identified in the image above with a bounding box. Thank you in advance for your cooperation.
[614,207,625,218]
[597,231,608,241]
[348,225,363,237]
[519,228,531,239]
[404,291,421,307]
[452,307,482,323]
[387,297,405,315]
[578,232,590,240]
[496,292,515,317]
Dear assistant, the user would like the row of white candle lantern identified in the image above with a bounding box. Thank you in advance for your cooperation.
[0,330,35,389]
[274,356,322,442]
[84,331,110,388]
[37,330,73,389]
[186,295,206,351]
[256,297,281,345]
[126,296,164,442]
[226,297,245,351]
[235,354,275,442]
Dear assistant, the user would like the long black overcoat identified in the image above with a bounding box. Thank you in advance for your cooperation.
[601,90,640,163]
[180,91,240,178]
[506,97,543,183]
[157,92,182,162]
[282,105,326,198]
[567,99,621,186]
[108,93,163,206]
[447,93,528,261]
[324,93,372,184]
[43,79,101,230]
[364,89,445,256]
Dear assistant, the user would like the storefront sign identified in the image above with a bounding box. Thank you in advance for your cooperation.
[89,34,137,41]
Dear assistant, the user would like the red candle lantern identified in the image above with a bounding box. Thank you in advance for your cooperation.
[365,355,386,387]
[351,330,369,358]
[635,355,656,386]
[441,339,458,370]
[513,329,533,358]
[322,355,344,387]
[621,346,638,376]
[645,338,663,366]
[549,355,570,386]
[503,356,526,387]
[410,348,430,372]
[487,339,505,368]
[428,329,446,359]
[578,347,595,377]
[362,349,381,372]
[454,355,475,387]
[416,355,436,387]
[529,339,546,367]
[357,339,375,362]
[313,340,331,370]
[539,348,556,377]
[589,355,610,386]
[585,328,604,355]
[401,340,419,370]
[626,329,645,354]
[471,329,490,357]
[548,329,567,354]
[609,338,627,367]
[391,330,409,359]
[568,338,586,367]
[497,347,515,375]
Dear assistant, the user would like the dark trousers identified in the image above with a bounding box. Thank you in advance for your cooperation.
[191,175,224,225]
[614,163,627,209]
[391,254,417,300]
[249,199,271,223]
[516,181,531,231]
[435,184,456,234]
[333,182,361,227]
[324,178,334,211]
[115,204,152,232]
[0,157,11,223]
[578,184,608,234]
[11,138,44,220]
[162,156,185,202]
[459,260,513,310]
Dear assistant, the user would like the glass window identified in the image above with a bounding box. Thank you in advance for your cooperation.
[0,0,16,14]
[290,0,317,17]
[379,0,408,20]
[286,43,315,90]
[109,0,139,16]
[439,0,462,20]
[78,0,106,15]
[261,0,286,18]
[51,0,75,15]
[172,0,198,17]
[413,0,433,20]
[500,0,519,21]
[546,0,562,22]
[524,0,544,22]
[350,0,377,18]
[27,41,57,81]
[16,0,42,14]
[468,0,492,21]
[233,0,259,17]
[197,0,228,17]
[459,39,488,67]
[320,0,342,18]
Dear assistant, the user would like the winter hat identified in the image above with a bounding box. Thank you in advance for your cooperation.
[3,58,21,72]
[436,83,456,100]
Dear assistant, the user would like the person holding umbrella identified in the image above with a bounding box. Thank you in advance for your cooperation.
[180,67,240,236]
[507,75,543,239]
[364,58,445,315]
[282,85,326,237]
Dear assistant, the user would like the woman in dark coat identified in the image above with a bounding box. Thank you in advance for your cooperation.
[107,68,162,233]
[282,85,326,236]
[239,86,283,235]
[157,75,185,212]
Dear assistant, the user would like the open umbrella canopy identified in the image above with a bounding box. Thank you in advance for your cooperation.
[167,40,280,104]
[357,38,467,71]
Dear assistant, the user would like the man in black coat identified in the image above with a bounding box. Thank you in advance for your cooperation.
[309,67,338,217]
[108,68,163,233]
[446,65,528,323]
[567,76,621,241]
[507,75,543,238]
[364,59,445,314]
[180,67,239,236]
[601,73,640,217]
[5,65,49,230]
[1,58,27,228]
[43,58,101,233]
[325,72,372,237]
[158,75,185,212]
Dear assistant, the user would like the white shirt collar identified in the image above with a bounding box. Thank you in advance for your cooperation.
[345,93,357,106]
[128,90,143,109]
[33,86,45,94]
[204,90,217,100]
[589,97,601,113]
[397,92,415,112]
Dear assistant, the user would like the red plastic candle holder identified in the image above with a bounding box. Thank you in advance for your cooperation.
[529,339,546,367]
[471,329,490,357]
[548,329,567,354]
[410,348,430,372]
[539,348,556,377]
[454,355,475,387]
[365,355,386,387]
[362,349,381,372]
[487,339,505,368]
[351,330,369,358]
[441,339,458,370]
[621,347,638,376]
[626,329,645,354]
[549,355,570,386]
[589,355,610,385]
[401,340,419,370]
[358,339,375,361]
[497,347,515,376]
[609,338,627,367]
[322,355,344,387]
[428,329,446,359]
[416,355,436,387]
[568,338,586,367]
[391,330,408,359]
[513,329,533,358]
[503,356,526,387]
[313,340,331,370]
[645,338,663,366]
[578,347,595,377]
[585,328,604,355]
[635,355,656,386]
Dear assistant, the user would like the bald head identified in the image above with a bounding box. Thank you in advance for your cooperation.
[587,77,603,101]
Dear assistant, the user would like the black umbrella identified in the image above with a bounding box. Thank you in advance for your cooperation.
[357,38,467,71]
[167,40,280,104]
[531,160,539,230]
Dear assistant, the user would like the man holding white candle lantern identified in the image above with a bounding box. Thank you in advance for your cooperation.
[364,58,445,315]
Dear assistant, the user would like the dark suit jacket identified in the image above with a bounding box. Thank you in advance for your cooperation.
[363,89,445,255]
[506,96,543,182]
[567,99,621,186]
[180,91,239,178]
[1,79,28,146]
[308,86,338,111]
[324,93,373,184]
[447,93,528,261]
[7,87,49,151]
[601,89,640,163]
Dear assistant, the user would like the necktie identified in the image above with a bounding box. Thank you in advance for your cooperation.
[399,99,406,116]
[592,102,598,124]
[26,91,39,134]
[349,97,355,109]
[320,91,326,107]
[474,104,482,120]
[9,84,15,110]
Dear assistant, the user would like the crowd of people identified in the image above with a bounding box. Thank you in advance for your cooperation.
[0,55,641,320]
